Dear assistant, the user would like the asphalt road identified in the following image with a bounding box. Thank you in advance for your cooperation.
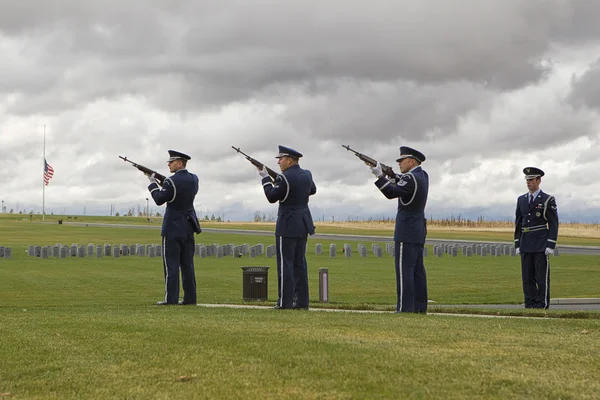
[61,222,600,256]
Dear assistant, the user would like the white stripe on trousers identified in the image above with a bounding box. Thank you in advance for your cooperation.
[544,254,550,309]
[278,236,284,306]
[399,242,404,311]
[162,236,168,303]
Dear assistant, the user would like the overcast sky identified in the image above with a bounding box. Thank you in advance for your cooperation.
[2,0,600,223]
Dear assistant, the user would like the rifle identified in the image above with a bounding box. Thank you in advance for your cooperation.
[119,156,167,186]
[341,145,398,180]
[231,146,279,180]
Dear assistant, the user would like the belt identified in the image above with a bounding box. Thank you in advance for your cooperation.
[521,224,547,233]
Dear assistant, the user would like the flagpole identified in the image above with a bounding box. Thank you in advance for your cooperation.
[42,125,46,221]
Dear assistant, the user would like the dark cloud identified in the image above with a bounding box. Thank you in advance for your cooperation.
[569,57,600,110]
[4,0,599,116]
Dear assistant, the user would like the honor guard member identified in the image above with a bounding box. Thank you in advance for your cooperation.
[514,167,558,309]
[369,146,429,313]
[147,150,202,305]
[258,145,317,310]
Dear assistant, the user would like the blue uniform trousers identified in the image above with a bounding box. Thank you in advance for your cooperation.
[394,242,427,313]
[275,236,309,309]
[162,234,197,304]
[520,252,550,309]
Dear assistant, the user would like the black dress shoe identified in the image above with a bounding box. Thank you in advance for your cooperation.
[178,301,197,305]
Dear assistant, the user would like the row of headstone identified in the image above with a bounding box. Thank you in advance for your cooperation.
[431,243,559,257]
[312,243,390,258]
[25,244,162,258]
[0,246,12,259]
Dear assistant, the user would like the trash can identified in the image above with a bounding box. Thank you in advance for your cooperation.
[241,266,270,301]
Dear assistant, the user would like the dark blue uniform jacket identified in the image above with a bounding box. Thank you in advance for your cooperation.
[375,166,429,244]
[149,169,202,237]
[514,191,558,252]
[262,164,316,238]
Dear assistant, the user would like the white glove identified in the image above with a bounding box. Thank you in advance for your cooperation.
[258,166,269,178]
[515,248,520,255]
[370,161,383,178]
[147,173,157,184]
[545,247,554,256]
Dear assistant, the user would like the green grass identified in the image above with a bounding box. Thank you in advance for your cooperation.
[2,219,600,398]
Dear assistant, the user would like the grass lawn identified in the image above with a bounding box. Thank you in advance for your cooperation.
[1,218,600,398]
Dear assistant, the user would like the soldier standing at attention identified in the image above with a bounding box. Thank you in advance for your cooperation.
[514,167,559,309]
[368,146,429,313]
[258,145,316,310]
[147,150,202,305]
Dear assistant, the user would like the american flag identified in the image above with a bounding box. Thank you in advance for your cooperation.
[44,159,54,185]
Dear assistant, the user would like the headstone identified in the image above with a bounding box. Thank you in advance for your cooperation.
[358,244,367,258]
[70,245,78,257]
[200,246,207,258]
[481,247,488,257]
[41,247,49,258]
[52,246,60,258]
[266,245,275,258]
[129,244,137,255]
[217,246,224,258]
[451,247,458,257]
[344,243,352,257]
[78,246,85,258]
[503,245,510,256]
[33,246,41,257]
[155,245,162,257]
[256,243,264,255]
[370,244,381,257]
[315,243,322,255]
[0,246,5,257]
[87,244,95,257]
[148,246,156,258]
[329,243,336,258]
[121,244,129,256]
[28,245,35,256]
[553,248,559,256]
[138,245,146,257]
[60,246,68,258]
[466,247,473,257]
[374,246,383,258]
[113,245,120,258]
[476,245,482,256]
[104,244,111,256]
[423,247,428,257]
[4,248,11,259]
[146,244,153,256]
[436,246,443,257]
[96,245,103,257]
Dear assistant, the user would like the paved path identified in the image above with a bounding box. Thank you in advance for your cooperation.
[61,222,600,256]
[197,303,599,318]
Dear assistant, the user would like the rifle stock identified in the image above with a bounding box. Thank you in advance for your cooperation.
[231,146,279,180]
[341,145,397,180]
[119,156,167,186]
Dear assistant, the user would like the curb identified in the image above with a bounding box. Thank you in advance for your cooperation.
[551,298,600,305]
